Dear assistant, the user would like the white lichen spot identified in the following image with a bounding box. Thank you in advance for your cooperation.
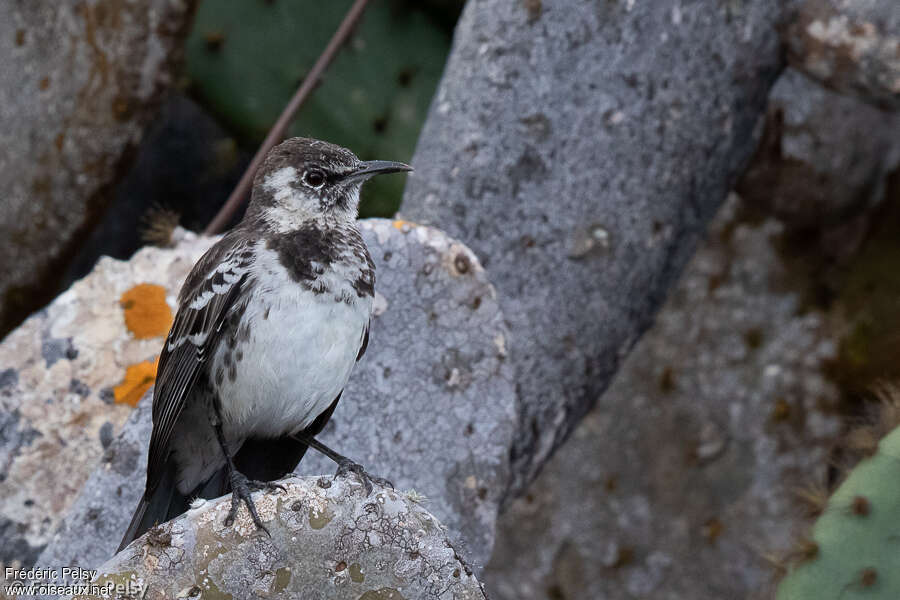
[372,292,389,317]
[494,333,508,358]
[569,223,611,259]
[446,368,462,388]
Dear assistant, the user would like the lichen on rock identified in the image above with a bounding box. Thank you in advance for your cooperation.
[70,477,486,600]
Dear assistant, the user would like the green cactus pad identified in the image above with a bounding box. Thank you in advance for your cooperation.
[777,425,900,599]
[185,0,452,217]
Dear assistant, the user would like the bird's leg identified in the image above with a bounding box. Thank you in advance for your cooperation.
[291,433,393,495]
[211,408,284,533]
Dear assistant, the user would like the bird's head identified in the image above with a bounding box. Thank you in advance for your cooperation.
[248,137,411,228]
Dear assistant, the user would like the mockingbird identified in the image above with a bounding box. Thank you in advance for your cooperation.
[118,137,410,551]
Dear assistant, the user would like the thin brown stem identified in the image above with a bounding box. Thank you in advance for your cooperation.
[204,0,371,235]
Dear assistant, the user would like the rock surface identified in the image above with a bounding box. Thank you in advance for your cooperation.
[32,219,516,571]
[34,477,485,599]
[401,0,791,498]
[60,93,251,290]
[483,195,842,600]
[786,0,900,110]
[0,0,196,337]
[737,68,900,229]
[0,230,211,569]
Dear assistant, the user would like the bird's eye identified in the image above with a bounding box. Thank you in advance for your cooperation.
[303,169,326,188]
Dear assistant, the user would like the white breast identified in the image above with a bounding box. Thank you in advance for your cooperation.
[212,244,371,440]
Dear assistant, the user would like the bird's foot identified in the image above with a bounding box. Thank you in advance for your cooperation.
[334,459,393,496]
[224,471,285,533]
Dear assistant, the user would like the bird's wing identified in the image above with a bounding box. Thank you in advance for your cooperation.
[356,320,370,361]
[145,231,254,495]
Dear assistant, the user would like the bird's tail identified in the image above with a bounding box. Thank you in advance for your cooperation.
[117,460,191,553]
[117,433,315,553]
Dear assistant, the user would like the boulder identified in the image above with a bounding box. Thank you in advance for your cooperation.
[786,0,900,110]
[737,68,900,230]
[47,477,487,600]
[483,195,841,600]
[0,0,196,336]
[401,0,792,498]
[0,230,211,568]
[23,476,486,600]
[31,219,516,571]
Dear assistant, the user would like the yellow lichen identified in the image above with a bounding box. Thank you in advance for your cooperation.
[114,358,159,406]
[120,283,173,339]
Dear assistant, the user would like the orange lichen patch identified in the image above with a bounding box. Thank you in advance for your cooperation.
[114,357,159,407]
[392,219,414,231]
[120,283,173,339]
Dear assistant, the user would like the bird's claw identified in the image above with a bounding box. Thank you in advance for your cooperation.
[334,459,393,495]
[224,471,284,534]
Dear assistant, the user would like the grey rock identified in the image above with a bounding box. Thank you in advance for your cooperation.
[401,0,790,498]
[786,0,900,110]
[35,219,516,570]
[36,394,153,573]
[60,93,251,289]
[483,195,841,600]
[0,0,196,336]
[737,68,900,229]
[0,232,219,570]
[299,219,516,566]
[51,477,486,600]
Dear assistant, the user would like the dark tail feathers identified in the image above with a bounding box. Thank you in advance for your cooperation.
[117,460,192,553]
[116,435,309,553]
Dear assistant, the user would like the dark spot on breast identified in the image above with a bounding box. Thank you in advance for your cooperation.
[235,350,243,362]
[351,268,375,298]
[215,367,224,387]
[267,226,337,283]
[223,352,232,368]
[228,364,237,382]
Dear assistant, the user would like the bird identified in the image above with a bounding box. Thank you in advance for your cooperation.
[118,137,411,552]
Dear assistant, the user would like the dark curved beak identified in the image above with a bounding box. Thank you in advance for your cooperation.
[345,160,413,182]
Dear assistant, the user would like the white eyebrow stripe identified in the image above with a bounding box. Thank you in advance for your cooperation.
[263,167,299,201]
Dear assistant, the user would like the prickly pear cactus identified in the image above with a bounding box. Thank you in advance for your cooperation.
[185,0,452,217]
[777,424,900,599]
